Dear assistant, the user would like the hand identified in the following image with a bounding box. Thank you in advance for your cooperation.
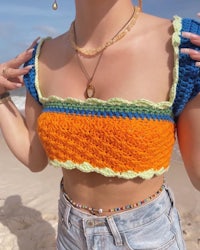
[180,13,200,67]
[0,37,40,94]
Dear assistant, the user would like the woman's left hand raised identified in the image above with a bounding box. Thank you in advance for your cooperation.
[0,37,39,93]
[181,13,200,67]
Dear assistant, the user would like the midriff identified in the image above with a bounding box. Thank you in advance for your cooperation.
[62,168,164,216]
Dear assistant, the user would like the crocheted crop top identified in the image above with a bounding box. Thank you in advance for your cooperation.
[24,16,200,179]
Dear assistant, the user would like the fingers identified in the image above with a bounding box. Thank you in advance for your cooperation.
[181,48,200,58]
[0,65,33,89]
[182,11,200,48]
[0,37,39,91]
[181,48,200,67]
[182,32,200,46]
[4,65,34,79]
[0,75,22,90]
[8,48,34,69]
[181,32,200,67]
[7,37,40,69]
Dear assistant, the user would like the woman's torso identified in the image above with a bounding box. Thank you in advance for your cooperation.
[37,13,174,214]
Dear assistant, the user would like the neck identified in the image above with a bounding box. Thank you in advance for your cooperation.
[74,0,135,47]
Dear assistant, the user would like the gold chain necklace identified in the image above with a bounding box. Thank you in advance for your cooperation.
[76,51,104,98]
[73,6,141,98]
[70,6,140,57]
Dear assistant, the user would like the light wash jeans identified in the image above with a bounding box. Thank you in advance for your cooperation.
[57,183,186,250]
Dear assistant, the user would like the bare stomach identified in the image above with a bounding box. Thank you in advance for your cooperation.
[62,169,164,216]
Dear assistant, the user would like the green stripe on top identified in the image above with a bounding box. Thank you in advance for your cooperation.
[42,98,174,121]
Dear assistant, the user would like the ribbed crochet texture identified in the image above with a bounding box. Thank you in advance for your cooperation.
[23,16,200,179]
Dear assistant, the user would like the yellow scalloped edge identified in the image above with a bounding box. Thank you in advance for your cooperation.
[34,37,51,100]
[49,159,168,180]
[169,16,182,104]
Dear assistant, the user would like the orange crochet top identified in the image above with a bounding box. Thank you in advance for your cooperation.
[23,16,200,179]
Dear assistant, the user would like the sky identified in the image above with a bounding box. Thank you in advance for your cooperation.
[0,0,200,62]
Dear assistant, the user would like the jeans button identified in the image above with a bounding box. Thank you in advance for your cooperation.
[86,220,94,227]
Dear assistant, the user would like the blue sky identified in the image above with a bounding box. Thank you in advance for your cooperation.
[0,0,199,62]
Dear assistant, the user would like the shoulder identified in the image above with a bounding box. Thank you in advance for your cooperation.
[134,13,174,54]
[23,32,71,104]
[22,36,58,104]
[24,32,69,66]
[38,32,70,58]
[138,13,173,34]
[134,13,173,50]
[34,32,73,73]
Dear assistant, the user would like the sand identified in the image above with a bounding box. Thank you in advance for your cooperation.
[0,134,199,250]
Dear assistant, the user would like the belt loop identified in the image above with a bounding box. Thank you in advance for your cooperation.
[164,184,175,208]
[106,216,123,246]
[63,199,71,229]
[164,183,176,222]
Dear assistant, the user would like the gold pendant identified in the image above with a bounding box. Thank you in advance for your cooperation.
[52,1,58,10]
[86,84,95,98]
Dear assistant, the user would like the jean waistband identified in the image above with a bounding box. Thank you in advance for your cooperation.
[58,181,174,232]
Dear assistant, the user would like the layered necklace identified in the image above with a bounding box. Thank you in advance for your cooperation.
[69,5,141,98]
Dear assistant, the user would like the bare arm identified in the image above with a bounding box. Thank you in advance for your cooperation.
[178,18,200,190]
[0,39,48,172]
[0,92,48,171]
[177,94,200,191]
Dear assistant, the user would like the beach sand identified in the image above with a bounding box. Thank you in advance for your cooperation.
[0,134,199,250]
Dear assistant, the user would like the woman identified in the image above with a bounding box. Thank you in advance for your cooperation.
[0,0,200,249]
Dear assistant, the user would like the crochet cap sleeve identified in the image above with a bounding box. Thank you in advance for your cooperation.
[23,38,49,105]
[172,18,200,118]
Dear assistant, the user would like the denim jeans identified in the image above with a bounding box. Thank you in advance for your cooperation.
[56,184,186,250]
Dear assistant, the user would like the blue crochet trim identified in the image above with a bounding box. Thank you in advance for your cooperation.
[172,18,200,118]
[42,106,174,121]
[23,44,41,105]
